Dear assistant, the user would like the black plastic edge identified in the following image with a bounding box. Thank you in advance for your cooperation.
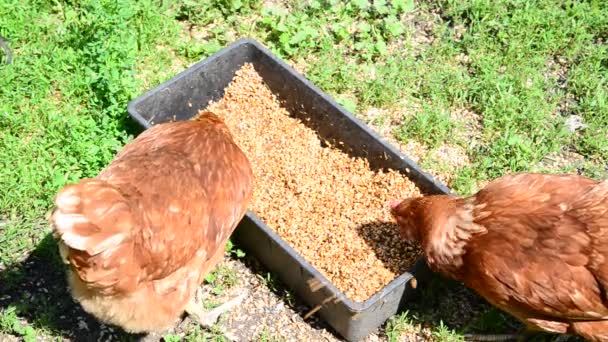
[125,37,450,317]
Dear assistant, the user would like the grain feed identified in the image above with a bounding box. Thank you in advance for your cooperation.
[199,63,422,301]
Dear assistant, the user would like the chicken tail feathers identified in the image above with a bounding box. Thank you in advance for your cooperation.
[51,179,133,256]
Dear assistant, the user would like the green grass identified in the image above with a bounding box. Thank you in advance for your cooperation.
[165,325,230,342]
[438,0,607,184]
[385,311,415,342]
[0,0,181,264]
[204,265,238,296]
[385,309,468,342]
[432,321,464,342]
[0,0,606,341]
[0,306,37,342]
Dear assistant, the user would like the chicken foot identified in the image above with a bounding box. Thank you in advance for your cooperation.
[185,289,249,328]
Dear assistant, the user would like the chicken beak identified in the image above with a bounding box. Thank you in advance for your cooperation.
[387,199,401,214]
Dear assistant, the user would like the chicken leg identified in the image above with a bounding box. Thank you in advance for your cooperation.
[185,289,249,328]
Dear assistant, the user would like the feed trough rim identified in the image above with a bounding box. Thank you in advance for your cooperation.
[127,37,452,337]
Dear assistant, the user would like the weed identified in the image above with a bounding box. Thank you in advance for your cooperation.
[181,324,229,342]
[225,239,246,259]
[449,166,479,196]
[436,0,608,181]
[257,272,278,293]
[433,320,464,342]
[385,310,414,342]
[257,0,415,60]
[283,289,296,307]
[0,306,37,342]
[162,333,182,342]
[0,0,181,263]
[204,265,238,295]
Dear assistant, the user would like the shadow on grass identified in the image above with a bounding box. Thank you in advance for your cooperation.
[119,112,147,138]
[0,113,151,341]
[353,221,509,338]
[0,233,142,341]
[0,230,343,341]
[397,274,584,341]
[0,229,585,342]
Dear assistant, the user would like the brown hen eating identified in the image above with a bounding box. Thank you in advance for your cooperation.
[50,111,253,334]
[390,173,608,341]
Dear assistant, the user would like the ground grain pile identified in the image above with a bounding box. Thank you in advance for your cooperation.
[201,63,422,301]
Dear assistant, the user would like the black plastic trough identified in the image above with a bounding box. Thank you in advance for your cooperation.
[127,38,451,341]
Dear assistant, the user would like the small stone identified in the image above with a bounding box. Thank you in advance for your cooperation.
[78,320,89,331]
[565,114,588,133]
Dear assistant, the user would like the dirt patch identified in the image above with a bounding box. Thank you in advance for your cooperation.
[430,144,469,170]
[209,258,342,341]
[151,257,346,342]
[387,3,443,56]
[360,103,477,188]
[536,150,587,174]
[449,108,483,144]
[544,56,578,119]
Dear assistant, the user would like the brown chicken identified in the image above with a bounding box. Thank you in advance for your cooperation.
[389,173,608,341]
[50,111,253,333]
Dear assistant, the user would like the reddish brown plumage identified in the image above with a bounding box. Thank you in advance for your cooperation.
[390,173,608,341]
[50,111,253,333]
